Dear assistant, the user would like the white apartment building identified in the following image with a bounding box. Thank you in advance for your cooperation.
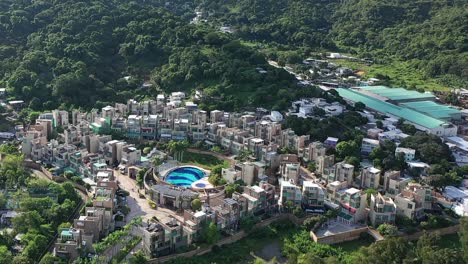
[369,193,396,227]
[360,166,381,189]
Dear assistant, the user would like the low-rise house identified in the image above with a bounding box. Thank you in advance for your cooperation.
[316,154,335,175]
[278,179,302,208]
[394,183,432,220]
[54,228,84,260]
[382,171,411,198]
[331,162,355,185]
[302,181,325,210]
[142,218,189,257]
[324,137,339,148]
[337,188,367,224]
[360,166,381,190]
[369,193,396,227]
[242,185,267,215]
[280,163,300,183]
[361,138,380,155]
[395,147,416,162]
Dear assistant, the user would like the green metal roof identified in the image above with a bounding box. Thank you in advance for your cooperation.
[358,86,435,101]
[337,88,445,129]
[400,101,461,119]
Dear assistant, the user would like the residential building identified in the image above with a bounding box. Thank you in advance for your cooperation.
[394,183,432,220]
[142,218,189,257]
[369,193,396,227]
[316,155,335,175]
[361,138,380,155]
[395,147,416,162]
[278,179,302,208]
[302,181,325,210]
[150,185,198,210]
[332,162,355,185]
[337,188,367,224]
[360,167,381,189]
[382,171,411,198]
[54,228,84,260]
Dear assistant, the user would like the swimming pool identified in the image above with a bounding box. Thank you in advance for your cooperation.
[165,167,206,187]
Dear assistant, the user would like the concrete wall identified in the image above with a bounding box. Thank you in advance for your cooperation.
[311,226,369,245]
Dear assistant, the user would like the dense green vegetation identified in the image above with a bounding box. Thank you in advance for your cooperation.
[0,151,83,263]
[165,217,468,264]
[181,151,229,170]
[0,0,320,112]
[199,0,468,88]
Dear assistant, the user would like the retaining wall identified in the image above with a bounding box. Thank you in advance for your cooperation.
[311,226,369,245]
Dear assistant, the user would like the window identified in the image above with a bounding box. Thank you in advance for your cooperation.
[407,204,413,209]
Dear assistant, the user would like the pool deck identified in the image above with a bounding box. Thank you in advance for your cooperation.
[160,165,213,190]
[191,177,214,190]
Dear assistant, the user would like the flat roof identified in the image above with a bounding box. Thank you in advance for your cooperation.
[357,86,436,101]
[337,88,446,129]
[345,188,361,195]
[400,101,461,119]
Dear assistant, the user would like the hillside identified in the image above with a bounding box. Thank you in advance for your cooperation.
[0,0,318,112]
[0,0,466,112]
[199,0,468,87]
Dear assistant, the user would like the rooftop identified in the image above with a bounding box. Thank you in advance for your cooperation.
[400,101,461,120]
[356,86,436,101]
[337,88,446,129]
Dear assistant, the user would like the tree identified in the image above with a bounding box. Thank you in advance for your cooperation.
[225,183,242,198]
[143,147,152,155]
[0,154,31,188]
[376,224,398,237]
[335,141,360,161]
[203,222,219,244]
[307,162,316,172]
[298,253,325,264]
[376,120,383,129]
[136,168,147,189]
[461,217,468,263]
[357,237,410,264]
[0,246,12,264]
[191,198,202,211]
[12,211,45,234]
[354,102,366,111]
[60,182,81,204]
[303,216,325,231]
[12,255,32,264]
[240,215,260,232]
[129,250,148,264]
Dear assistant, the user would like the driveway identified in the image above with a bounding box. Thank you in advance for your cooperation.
[114,170,183,223]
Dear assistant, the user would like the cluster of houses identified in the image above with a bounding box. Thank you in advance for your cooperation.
[54,170,120,260]
[143,181,276,257]
[10,88,467,259]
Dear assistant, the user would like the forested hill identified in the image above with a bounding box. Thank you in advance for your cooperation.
[0,0,319,112]
[199,0,468,83]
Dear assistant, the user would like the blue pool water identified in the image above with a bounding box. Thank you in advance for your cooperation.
[165,167,205,187]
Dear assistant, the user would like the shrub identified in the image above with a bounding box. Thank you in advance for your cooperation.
[377,224,398,237]
[148,200,157,209]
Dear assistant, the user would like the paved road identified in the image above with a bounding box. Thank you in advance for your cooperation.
[114,170,183,223]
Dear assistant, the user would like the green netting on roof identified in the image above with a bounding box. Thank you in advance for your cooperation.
[400,101,461,119]
[337,88,445,129]
[358,86,436,101]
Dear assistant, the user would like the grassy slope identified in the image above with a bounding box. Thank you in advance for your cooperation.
[334,59,450,91]
[181,151,229,170]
